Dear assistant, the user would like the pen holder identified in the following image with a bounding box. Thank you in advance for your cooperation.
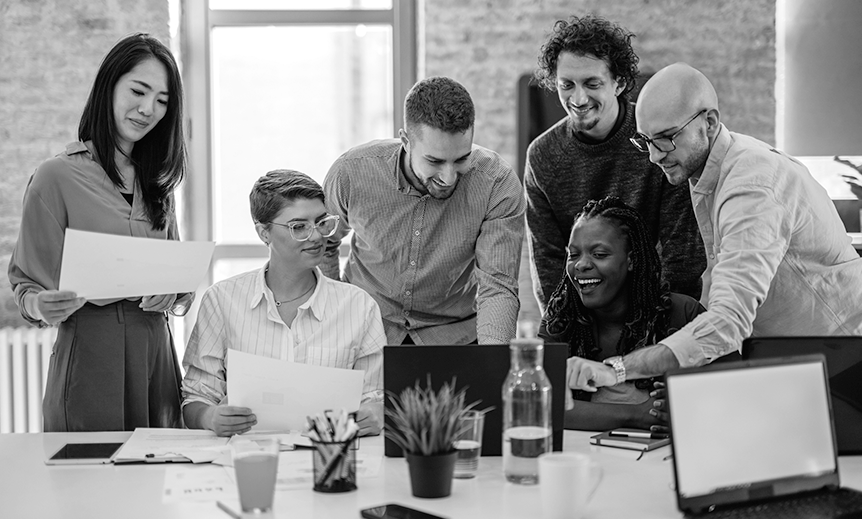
[311,438,357,493]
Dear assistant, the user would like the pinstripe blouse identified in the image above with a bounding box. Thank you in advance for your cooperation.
[321,139,526,345]
[181,266,385,408]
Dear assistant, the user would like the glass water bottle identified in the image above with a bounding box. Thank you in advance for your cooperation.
[502,337,552,484]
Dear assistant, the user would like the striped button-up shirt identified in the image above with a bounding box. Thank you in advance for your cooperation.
[321,139,525,345]
[181,266,385,408]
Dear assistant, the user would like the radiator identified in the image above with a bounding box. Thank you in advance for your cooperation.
[0,327,56,433]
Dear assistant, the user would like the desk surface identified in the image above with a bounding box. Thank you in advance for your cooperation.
[1,431,861,519]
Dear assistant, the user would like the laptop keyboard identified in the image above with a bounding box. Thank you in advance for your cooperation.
[698,489,862,518]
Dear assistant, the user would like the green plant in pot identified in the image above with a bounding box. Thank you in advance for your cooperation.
[386,377,479,498]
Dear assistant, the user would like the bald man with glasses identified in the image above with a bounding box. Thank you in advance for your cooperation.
[566,63,862,396]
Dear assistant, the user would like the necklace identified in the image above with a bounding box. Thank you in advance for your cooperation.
[265,268,315,307]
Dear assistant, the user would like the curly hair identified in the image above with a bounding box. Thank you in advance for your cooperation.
[535,15,639,98]
[541,197,672,374]
[404,76,475,138]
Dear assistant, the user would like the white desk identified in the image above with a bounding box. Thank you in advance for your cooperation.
[2,431,861,519]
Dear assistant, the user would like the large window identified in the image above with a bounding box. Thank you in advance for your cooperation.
[179,0,416,339]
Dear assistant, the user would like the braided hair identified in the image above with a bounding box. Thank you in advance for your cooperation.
[542,197,672,368]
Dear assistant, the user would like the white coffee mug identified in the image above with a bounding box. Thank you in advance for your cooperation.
[538,452,603,519]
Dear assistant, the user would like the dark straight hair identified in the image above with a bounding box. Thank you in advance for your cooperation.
[78,33,186,231]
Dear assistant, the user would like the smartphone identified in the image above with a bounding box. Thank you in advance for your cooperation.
[45,442,124,465]
[360,504,447,519]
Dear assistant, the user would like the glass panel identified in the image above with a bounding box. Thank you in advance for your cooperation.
[212,25,393,244]
[209,0,391,10]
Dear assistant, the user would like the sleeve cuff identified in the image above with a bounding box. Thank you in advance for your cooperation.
[659,327,708,368]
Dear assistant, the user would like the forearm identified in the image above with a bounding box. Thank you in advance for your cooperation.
[183,401,214,431]
[622,345,680,380]
[564,399,652,431]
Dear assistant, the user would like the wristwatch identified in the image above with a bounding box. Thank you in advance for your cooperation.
[603,356,626,385]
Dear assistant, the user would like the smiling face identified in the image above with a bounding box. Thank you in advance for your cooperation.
[566,216,632,314]
[636,110,710,185]
[400,124,473,199]
[112,57,169,155]
[555,52,624,141]
[256,197,328,272]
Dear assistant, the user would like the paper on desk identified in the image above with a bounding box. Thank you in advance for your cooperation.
[269,446,384,490]
[227,349,364,432]
[162,465,237,503]
[114,428,229,464]
[58,229,214,299]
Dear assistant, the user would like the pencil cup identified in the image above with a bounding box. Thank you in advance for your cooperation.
[231,438,279,513]
[311,438,357,493]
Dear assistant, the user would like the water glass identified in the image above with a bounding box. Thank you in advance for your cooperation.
[453,410,485,479]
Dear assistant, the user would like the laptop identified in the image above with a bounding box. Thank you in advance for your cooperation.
[665,355,862,518]
[382,343,568,457]
[742,336,862,455]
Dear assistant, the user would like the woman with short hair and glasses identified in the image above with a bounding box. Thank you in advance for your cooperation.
[182,169,386,437]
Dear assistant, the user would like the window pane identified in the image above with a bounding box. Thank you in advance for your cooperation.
[209,0,391,10]
[213,258,269,284]
[212,26,393,243]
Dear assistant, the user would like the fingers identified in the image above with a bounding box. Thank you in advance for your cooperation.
[565,387,574,410]
[36,291,86,325]
[140,294,177,312]
[210,406,257,437]
[567,357,598,392]
[355,403,383,437]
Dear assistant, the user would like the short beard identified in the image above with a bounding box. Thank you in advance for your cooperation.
[406,149,458,200]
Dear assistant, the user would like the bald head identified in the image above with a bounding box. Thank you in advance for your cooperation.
[636,63,719,130]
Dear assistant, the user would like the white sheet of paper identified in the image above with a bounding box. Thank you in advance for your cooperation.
[162,465,237,503]
[114,427,229,464]
[227,349,364,432]
[58,229,214,299]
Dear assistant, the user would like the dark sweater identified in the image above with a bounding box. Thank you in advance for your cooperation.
[524,100,706,308]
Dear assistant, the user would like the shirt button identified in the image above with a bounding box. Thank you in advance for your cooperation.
[410,260,416,266]
[414,230,420,236]
[709,254,715,259]
[403,310,410,316]
[405,290,411,296]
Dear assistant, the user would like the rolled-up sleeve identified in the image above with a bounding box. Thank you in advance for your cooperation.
[181,288,229,407]
[661,183,788,367]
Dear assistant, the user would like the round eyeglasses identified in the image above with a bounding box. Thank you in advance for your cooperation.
[267,214,340,242]
[630,109,707,153]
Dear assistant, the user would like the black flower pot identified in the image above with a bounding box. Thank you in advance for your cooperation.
[405,451,458,498]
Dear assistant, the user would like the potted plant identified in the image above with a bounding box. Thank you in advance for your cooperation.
[386,377,479,498]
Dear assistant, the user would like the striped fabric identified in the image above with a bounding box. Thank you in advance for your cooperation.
[181,266,384,408]
[321,139,525,345]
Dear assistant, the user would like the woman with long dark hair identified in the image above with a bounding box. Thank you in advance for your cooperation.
[8,33,188,431]
[541,196,703,431]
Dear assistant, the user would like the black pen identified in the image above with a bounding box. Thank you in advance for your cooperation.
[609,430,668,440]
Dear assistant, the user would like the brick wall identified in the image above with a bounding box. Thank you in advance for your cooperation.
[0,0,169,327]
[422,0,776,326]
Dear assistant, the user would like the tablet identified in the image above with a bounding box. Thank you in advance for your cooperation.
[45,442,125,465]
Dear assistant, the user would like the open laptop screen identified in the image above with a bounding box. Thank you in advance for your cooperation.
[667,356,837,509]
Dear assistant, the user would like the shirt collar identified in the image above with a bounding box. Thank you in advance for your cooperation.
[251,264,327,322]
[65,141,91,157]
[691,123,730,195]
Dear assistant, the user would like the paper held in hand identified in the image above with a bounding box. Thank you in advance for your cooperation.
[58,229,214,300]
[226,349,364,432]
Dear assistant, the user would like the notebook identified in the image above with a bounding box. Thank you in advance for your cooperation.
[742,336,862,455]
[382,343,568,457]
[665,355,862,517]
[589,429,670,452]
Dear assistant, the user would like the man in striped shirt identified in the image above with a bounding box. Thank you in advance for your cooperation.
[322,77,525,345]
[182,171,385,437]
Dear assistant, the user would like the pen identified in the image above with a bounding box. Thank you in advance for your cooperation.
[609,430,668,440]
[216,500,242,519]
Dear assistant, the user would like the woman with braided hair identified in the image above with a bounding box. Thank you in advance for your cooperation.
[540,196,703,431]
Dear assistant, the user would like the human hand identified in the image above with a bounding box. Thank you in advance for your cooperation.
[647,381,669,434]
[355,401,383,437]
[567,356,616,393]
[34,290,86,325]
[205,406,257,437]
[140,293,177,312]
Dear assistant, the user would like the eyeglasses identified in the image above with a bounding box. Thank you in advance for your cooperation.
[630,109,707,153]
[267,214,340,241]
